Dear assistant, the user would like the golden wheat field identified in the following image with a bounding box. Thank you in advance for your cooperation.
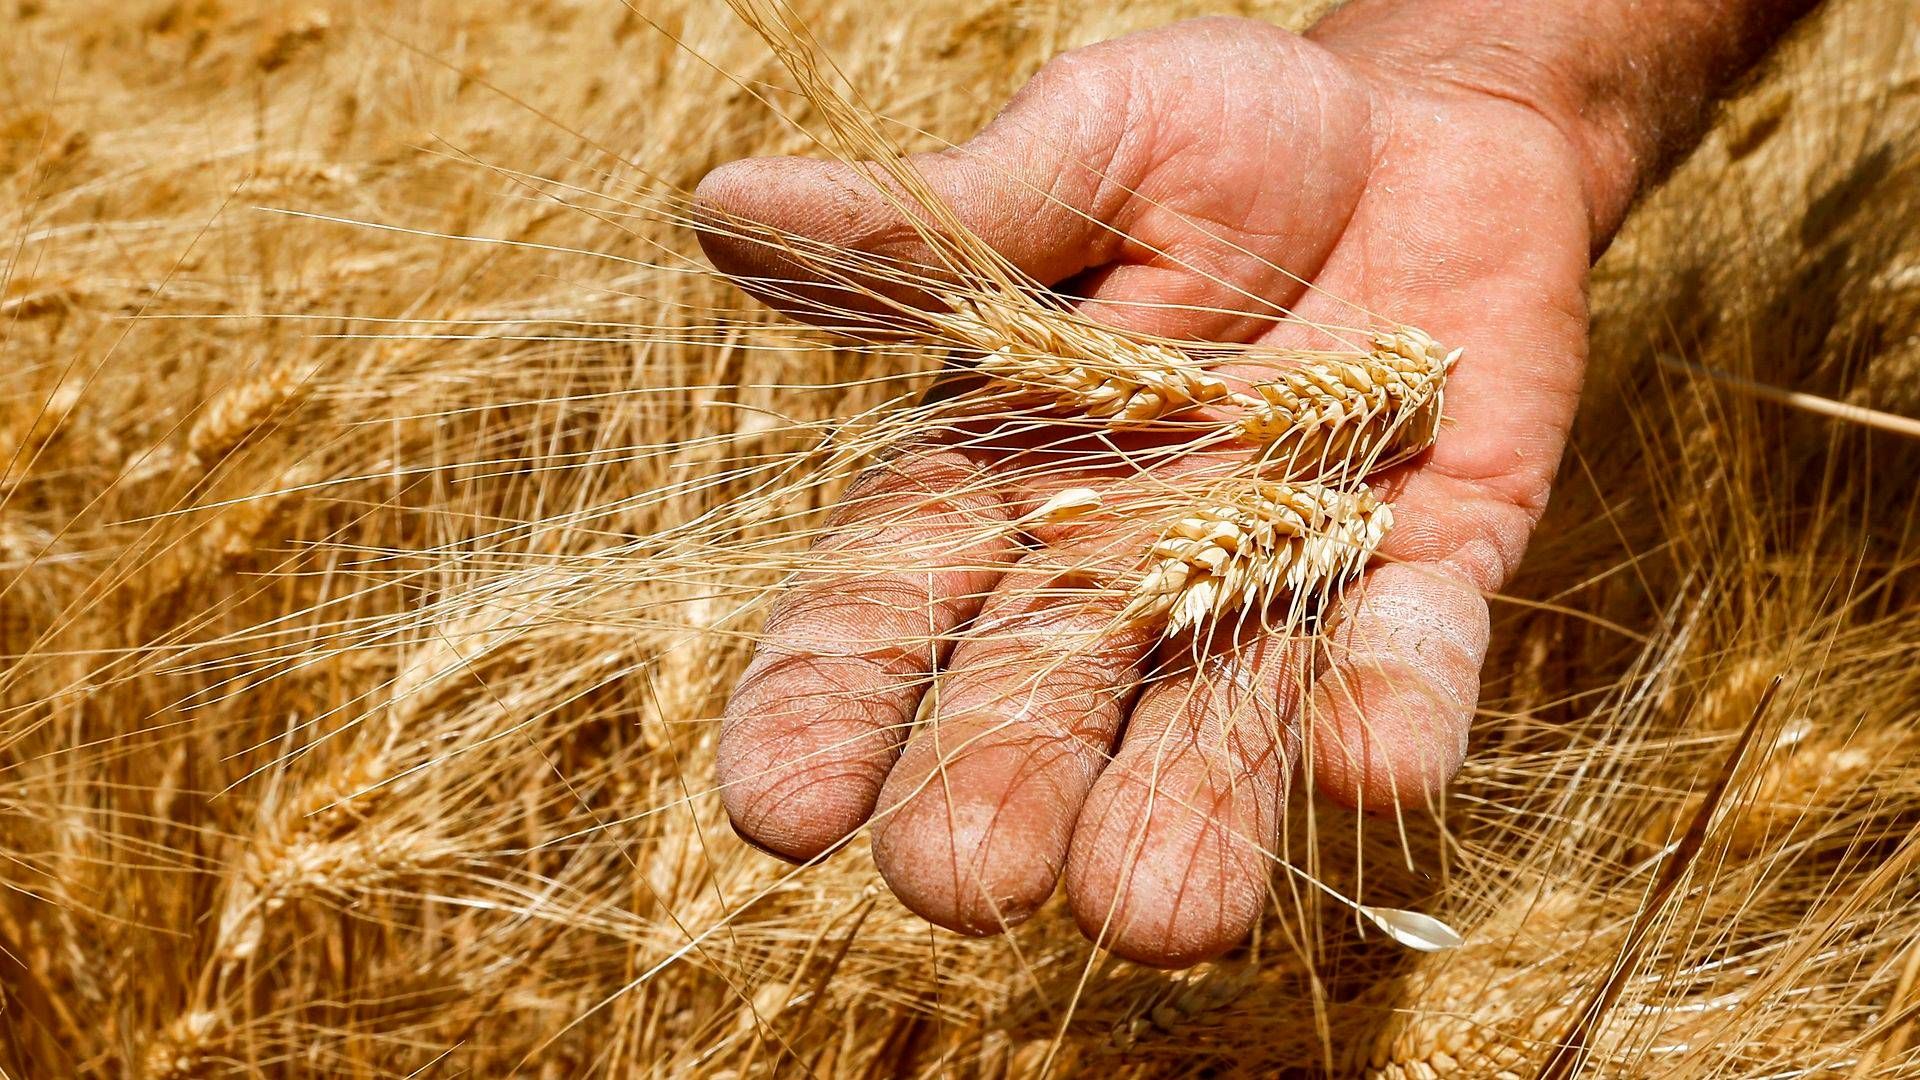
[3,0,1920,1076]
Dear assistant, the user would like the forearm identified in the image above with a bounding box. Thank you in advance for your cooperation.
[1310,0,1820,245]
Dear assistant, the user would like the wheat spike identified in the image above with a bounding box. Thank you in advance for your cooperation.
[143,1009,225,1080]
[1360,886,1599,1080]
[188,363,309,466]
[212,771,429,967]
[928,294,1235,423]
[242,828,447,912]
[1234,328,1460,476]
[1360,878,1838,1079]
[1640,720,1914,857]
[1122,480,1390,635]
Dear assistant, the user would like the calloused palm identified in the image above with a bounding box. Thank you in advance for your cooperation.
[697,17,1590,967]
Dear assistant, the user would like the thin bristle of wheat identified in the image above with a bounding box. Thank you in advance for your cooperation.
[1233,328,1459,475]
[1122,480,1390,635]
[929,295,1235,423]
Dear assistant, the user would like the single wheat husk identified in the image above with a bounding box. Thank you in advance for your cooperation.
[1122,480,1390,635]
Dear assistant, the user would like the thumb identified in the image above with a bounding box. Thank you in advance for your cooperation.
[693,50,1143,324]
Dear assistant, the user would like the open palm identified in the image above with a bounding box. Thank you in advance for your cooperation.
[697,17,1591,967]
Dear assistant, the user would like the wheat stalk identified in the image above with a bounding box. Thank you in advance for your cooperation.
[1233,328,1459,476]
[1122,480,1390,635]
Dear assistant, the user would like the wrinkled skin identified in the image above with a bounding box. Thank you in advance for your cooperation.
[697,17,1591,967]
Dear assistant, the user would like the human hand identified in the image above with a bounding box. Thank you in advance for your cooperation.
[694,4,1772,966]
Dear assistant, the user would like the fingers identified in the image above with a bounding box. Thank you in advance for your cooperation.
[1306,559,1490,812]
[868,535,1158,934]
[693,49,1143,320]
[1064,630,1306,967]
[715,448,1017,861]
[694,20,1373,344]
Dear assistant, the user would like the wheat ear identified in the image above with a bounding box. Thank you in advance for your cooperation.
[1233,328,1460,476]
[143,1010,226,1080]
[1122,480,1390,635]
[188,362,310,466]
[927,294,1235,423]
[931,298,1459,464]
[1361,886,1597,1080]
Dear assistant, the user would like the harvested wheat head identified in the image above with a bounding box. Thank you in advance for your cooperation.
[1234,327,1460,477]
[927,295,1459,473]
[1122,479,1390,635]
[928,293,1236,423]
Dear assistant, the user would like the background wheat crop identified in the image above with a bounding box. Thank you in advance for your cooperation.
[2,0,1918,1076]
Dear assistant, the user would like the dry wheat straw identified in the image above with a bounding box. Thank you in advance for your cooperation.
[1122,480,1390,635]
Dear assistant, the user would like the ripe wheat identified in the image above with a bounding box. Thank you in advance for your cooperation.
[1360,886,1599,1080]
[1122,480,1390,635]
[188,363,310,466]
[928,295,1459,474]
[1232,328,1459,476]
[927,294,1236,423]
[6,0,1917,1075]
